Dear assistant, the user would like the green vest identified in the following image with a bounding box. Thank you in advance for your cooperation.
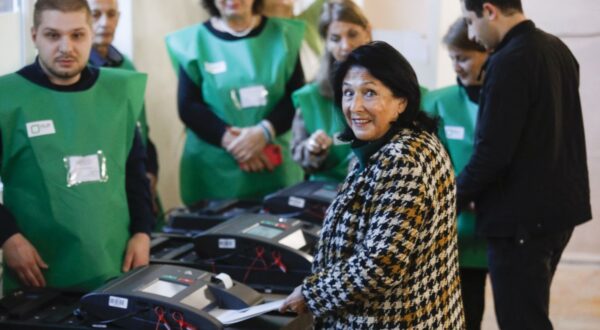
[422,85,486,268]
[90,52,150,146]
[0,68,146,292]
[292,83,350,182]
[166,18,304,204]
[296,0,325,56]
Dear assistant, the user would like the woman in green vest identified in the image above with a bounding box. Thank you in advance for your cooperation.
[422,18,489,330]
[291,0,371,183]
[166,0,305,204]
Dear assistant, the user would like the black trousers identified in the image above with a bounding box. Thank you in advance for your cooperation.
[487,228,573,330]
[460,267,488,330]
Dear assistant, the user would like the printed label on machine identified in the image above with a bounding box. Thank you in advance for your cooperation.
[288,196,306,208]
[108,296,128,309]
[219,238,236,249]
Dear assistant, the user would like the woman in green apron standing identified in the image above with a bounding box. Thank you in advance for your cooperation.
[422,18,489,330]
[166,0,305,205]
[290,0,371,183]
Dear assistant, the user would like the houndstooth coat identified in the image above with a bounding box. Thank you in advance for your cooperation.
[302,128,465,329]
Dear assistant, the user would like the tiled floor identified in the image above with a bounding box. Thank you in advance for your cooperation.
[481,256,600,330]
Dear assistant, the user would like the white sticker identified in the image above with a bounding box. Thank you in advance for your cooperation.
[444,125,465,140]
[204,61,227,74]
[26,120,56,138]
[238,85,268,108]
[65,153,104,186]
[288,196,306,209]
[108,296,128,309]
[218,238,236,249]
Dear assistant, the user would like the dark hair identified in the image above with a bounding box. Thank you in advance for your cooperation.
[315,0,370,98]
[463,0,523,17]
[443,18,486,52]
[34,0,91,29]
[201,0,264,17]
[332,41,438,140]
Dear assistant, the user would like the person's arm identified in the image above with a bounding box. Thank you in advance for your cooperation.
[123,130,154,272]
[457,57,529,207]
[300,156,427,316]
[177,66,228,146]
[291,110,331,172]
[0,136,48,287]
[265,58,305,136]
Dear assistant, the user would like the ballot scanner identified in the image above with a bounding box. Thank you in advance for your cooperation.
[80,264,266,329]
[165,199,262,234]
[262,181,339,224]
[191,213,321,293]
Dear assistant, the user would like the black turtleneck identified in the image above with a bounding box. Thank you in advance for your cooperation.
[0,60,155,246]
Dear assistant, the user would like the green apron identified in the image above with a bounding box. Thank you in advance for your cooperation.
[166,17,305,204]
[0,68,146,293]
[292,83,350,182]
[422,85,486,268]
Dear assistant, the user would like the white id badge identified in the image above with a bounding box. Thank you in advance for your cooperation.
[204,61,227,75]
[64,151,108,187]
[238,85,268,109]
[444,125,465,140]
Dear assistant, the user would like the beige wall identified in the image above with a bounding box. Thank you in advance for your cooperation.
[130,0,207,211]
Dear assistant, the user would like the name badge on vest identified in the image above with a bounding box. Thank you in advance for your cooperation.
[333,132,350,146]
[444,125,465,140]
[233,85,268,109]
[64,150,109,187]
[26,120,56,138]
[204,61,227,75]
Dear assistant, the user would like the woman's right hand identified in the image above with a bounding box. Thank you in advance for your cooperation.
[306,130,333,155]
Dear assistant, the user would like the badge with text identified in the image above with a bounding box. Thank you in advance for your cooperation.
[204,61,227,75]
[64,151,109,187]
[444,125,465,140]
[26,120,56,138]
[237,85,268,109]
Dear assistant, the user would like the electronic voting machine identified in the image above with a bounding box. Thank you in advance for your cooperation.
[80,264,264,329]
[262,181,339,224]
[193,213,320,293]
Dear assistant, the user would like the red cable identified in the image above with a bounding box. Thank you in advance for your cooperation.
[243,246,268,282]
[271,251,287,273]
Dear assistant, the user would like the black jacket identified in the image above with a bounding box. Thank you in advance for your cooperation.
[457,20,591,238]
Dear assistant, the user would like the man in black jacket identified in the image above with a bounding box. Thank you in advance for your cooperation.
[459,0,591,329]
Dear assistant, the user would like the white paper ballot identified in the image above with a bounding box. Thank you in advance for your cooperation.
[209,299,284,325]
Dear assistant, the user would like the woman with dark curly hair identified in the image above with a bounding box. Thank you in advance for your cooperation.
[165,0,305,204]
[281,41,465,329]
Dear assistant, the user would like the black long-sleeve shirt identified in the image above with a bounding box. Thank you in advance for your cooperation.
[457,20,591,237]
[177,17,305,146]
[0,61,155,245]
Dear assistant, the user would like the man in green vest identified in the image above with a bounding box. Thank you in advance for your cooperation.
[87,0,161,217]
[0,0,153,294]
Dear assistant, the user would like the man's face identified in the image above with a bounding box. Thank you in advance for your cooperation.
[89,0,120,47]
[32,9,93,85]
[461,1,498,50]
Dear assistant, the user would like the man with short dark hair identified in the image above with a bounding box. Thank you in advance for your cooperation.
[0,0,153,294]
[459,0,591,329]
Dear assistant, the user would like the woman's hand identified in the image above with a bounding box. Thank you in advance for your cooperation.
[226,125,267,162]
[239,152,275,172]
[306,130,333,155]
[279,285,309,314]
